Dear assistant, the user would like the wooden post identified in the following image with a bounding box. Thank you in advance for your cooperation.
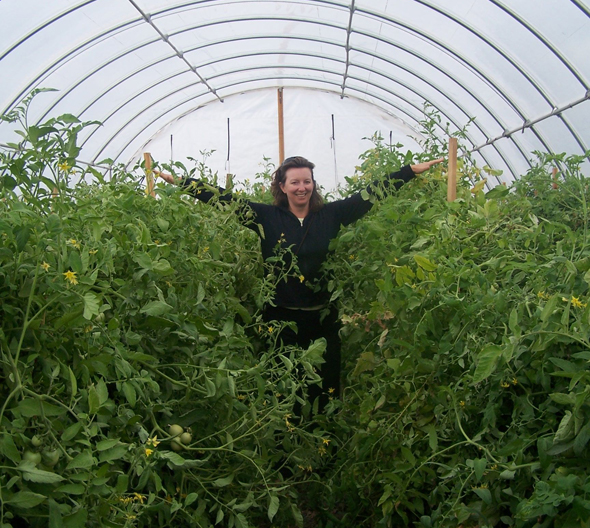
[552,167,559,189]
[447,137,457,202]
[143,152,155,197]
[277,88,285,165]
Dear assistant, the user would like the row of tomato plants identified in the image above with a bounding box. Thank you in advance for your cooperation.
[1,92,589,527]
[322,140,590,527]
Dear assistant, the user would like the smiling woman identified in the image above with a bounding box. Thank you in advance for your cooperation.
[157,155,443,414]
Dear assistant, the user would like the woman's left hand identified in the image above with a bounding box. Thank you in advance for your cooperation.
[410,158,445,175]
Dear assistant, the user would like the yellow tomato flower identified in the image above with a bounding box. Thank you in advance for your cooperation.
[41,261,50,271]
[268,326,274,334]
[299,275,305,283]
[145,448,154,457]
[58,162,71,172]
[133,493,146,503]
[328,387,335,394]
[322,438,331,445]
[459,400,465,407]
[147,436,160,447]
[89,249,98,255]
[63,270,78,285]
[571,296,586,308]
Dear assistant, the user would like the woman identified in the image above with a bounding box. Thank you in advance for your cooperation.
[157,155,443,413]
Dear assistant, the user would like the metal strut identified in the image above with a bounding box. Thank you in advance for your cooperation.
[340,0,355,99]
[470,91,590,153]
[126,0,223,103]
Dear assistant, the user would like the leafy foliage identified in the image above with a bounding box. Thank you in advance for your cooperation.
[1,92,590,528]
[323,141,590,527]
[0,94,330,528]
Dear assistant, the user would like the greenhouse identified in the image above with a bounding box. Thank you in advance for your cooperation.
[1,1,590,527]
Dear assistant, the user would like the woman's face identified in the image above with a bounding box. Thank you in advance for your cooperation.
[280,167,314,210]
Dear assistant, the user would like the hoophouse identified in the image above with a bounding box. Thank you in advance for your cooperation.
[4,3,590,528]
[1,0,589,190]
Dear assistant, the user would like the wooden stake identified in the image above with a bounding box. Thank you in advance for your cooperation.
[144,152,155,197]
[552,167,559,189]
[447,137,457,202]
[277,88,285,164]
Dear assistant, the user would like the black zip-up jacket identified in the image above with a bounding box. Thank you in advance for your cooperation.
[182,165,415,308]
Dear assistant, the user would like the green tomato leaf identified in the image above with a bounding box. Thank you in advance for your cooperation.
[134,253,153,270]
[0,432,22,464]
[18,398,66,417]
[554,411,575,443]
[96,439,120,451]
[301,338,326,363]
[82,292,100,320]
[268,495,280,522]
[55,483,86,495]
[140,300,173,316]
[401,447,416,466]
[573,422,590,455]
[66,450,95,470]
[62,422,82,442]
[472,487,492,504]
[473,458,487,481]
[213,474,234,487]
[540,294,558,322]
[472,345,503,384]
[122,382,137,407]
[19,464,64,483]
[153,259,173,274]
[6,491,47,508]
[185,492,198,507]
[68,367,78,398]
[414,254,437,271]
[549,393,575,406]
[63,508,87,528]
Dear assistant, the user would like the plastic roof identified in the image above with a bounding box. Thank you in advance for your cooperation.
[1,0,589,185]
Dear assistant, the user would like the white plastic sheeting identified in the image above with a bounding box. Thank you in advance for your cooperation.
[1,0,589,185]
[138,88,423,191]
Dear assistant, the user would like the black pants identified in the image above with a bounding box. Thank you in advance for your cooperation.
[262,305,341,414]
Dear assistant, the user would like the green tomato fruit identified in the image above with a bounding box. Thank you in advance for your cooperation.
[31,435,43,447]
[23,450,42,465]
[169,424,183,437]
[170,440,183,452]
[180,432,192,445]
[43,449,61,467]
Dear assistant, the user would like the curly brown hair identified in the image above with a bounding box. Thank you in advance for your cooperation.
[270,156,324,212]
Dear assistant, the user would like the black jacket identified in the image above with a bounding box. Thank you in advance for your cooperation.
[182,165,415,308]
